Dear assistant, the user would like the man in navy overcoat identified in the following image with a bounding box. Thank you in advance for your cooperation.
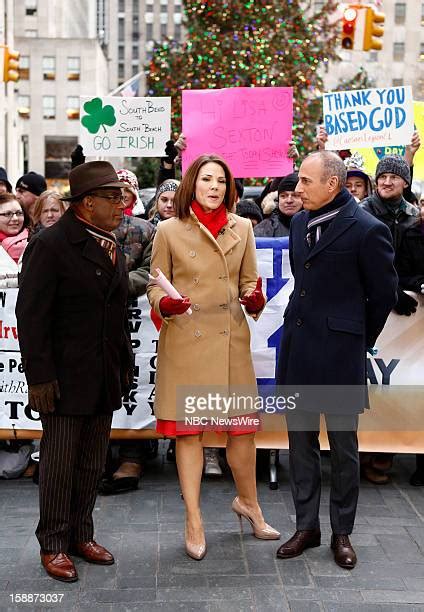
[276,151,397,569]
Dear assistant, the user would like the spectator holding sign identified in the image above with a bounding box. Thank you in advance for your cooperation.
[147,153,280,561]
[361,155,419,316]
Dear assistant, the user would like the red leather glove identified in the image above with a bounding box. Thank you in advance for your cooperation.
[159,295,191,317]
[240,277,265,314]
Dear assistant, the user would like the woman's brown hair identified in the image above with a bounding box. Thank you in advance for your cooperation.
[173,154,237,219]
[32,190,66,226]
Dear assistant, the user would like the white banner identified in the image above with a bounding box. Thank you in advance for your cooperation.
[323,86,414,150]
[1,239,423,431]
[79,96,171,157]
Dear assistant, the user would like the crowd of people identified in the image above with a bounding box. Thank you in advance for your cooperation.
[0,124,423,581]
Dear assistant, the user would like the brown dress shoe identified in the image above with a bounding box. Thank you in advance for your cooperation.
[331,534,357,569]
[276,529,321,559]
[40,552,78,582]
[70,541,114,565]
[362,465,390,485]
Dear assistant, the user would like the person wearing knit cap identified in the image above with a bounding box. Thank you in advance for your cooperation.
[361,154,419,319]
[254,173,302,238]
[16,172,47,221]
[0,168,13,194]
[148,179,180,226]
[236,198,263,227]
[344,153,373,202]
[116,169,145,216]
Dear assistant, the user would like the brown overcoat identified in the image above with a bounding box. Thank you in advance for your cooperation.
[147,210,262,421]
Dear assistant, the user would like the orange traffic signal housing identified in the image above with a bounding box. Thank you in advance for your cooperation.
[363,6,385,51]
[3,45,20,82]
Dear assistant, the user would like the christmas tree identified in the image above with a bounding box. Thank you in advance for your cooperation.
[146,0,340,160]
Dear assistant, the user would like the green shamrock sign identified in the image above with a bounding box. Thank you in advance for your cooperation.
[81,97,116,134]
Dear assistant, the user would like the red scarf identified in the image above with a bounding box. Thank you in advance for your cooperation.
[191,200,228,238]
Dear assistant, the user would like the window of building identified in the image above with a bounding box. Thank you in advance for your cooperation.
[118,45,124,60]
[313,0,325,11]
[175,24,181,40]
[146,23,153,40]
[24,29,37,37]
[67,56,80,80]
[393,42,405,61]
[118,63,125,80]
[118,18,125,41]
[118,0,125,11]
[133,0,138,13]
[394,3,406,24]
[161,23,167,37]
[42,96,56,119]
[420,43,424,60]
[18,95,30,118]
[25,0,37,15]
[132,45,139,59]
[67,96,80,120]
[42,56,56,80]
[368,51,378,62]
[19,55,30,79]
[132,15,139,40]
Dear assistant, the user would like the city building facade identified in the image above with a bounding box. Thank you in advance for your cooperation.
[14,0,108,185]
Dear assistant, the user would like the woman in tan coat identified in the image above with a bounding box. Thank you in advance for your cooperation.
[148,154,280,560]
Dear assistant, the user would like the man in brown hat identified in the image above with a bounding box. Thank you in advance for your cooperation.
[16,161,134,582]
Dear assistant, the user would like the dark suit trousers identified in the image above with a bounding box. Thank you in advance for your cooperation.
[36,414,112,553]
[286,411,359,535]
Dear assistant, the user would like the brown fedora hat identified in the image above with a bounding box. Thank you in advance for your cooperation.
[61,161,127,201]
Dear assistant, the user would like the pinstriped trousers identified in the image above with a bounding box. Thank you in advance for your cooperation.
[36,414,112,553]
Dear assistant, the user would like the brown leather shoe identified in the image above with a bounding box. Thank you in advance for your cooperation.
[40,552,78,582]
[331,534,357,569]
[276,529,321,559]
[362,465,390,485]
[70,541,114,565]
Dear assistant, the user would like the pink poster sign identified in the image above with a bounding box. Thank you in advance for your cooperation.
[182,87,293,178]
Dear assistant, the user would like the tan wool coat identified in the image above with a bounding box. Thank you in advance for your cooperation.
[147,209,262,422]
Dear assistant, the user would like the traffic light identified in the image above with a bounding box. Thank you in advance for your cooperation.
[363,6,385,51]
[2,45,20,82]
[341,6,358,50]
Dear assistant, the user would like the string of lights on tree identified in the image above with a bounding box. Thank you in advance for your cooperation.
[146,0,341,158]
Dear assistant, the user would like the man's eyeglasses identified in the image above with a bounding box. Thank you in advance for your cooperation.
[0,211,25,219]
[88,192,124,204]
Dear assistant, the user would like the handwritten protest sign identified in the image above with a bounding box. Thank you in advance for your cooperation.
[79,96,171,157]
[182,87,293,178]
[323,86,414,150]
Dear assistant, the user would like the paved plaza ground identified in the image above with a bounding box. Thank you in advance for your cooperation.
[1,445,424,611]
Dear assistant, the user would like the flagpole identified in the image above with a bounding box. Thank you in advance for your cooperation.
[107,70,144,96]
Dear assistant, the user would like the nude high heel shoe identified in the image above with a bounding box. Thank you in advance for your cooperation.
[185,523,207,560]
[232,496,280,540]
